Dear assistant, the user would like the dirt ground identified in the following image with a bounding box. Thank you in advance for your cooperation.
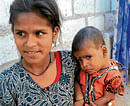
[115,86,130,106]
[115,75,130,106]
[115,66,130,106]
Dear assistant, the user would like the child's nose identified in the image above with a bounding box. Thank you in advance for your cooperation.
[81,59,88,70]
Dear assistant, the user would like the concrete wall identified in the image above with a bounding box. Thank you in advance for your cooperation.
[0,0,117,71]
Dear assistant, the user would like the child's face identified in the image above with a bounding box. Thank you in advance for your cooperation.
[13,12,58,65]
[74,41,107,74]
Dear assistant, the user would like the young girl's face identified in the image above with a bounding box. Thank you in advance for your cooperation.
[74,41,107,74]
[13,12,58,65]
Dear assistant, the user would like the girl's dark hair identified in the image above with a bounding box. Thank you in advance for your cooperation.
[9,0,61,31]
[72,26,105,53]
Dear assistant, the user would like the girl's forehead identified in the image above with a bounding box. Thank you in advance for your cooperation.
[14,12,50,25]
[13,12,53,32]
[16,12,44,20]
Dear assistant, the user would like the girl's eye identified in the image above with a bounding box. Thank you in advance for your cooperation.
[35,31,46,36]
[16,31,25,37]
[85,56,92,59]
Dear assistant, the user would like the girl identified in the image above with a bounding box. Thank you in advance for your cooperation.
[0,0,80,105]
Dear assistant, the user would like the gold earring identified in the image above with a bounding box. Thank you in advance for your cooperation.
[52,42,56,48]
[54,42,56,47]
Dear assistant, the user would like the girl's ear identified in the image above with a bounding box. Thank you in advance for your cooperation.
[52,26,59,44]
[101,45,108,57]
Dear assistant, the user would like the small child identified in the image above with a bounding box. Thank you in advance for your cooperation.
[72,26,124,106]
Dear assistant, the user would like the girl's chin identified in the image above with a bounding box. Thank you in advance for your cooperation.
[23,58,42,65]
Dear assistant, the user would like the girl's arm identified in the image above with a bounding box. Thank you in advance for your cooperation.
[74,81,84,106]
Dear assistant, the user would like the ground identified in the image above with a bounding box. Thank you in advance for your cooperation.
[115,85,130,106]
[115,75,130,106]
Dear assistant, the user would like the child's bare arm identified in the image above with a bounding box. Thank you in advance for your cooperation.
[74,81,84,106]
[93,90,115,106]
[84,91,115,106]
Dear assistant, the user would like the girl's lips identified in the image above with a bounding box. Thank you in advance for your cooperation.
[24,51,40,56]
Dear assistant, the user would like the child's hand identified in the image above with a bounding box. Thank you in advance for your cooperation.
[84,101,97,106]
[89,101,97,106]
[84,104,89,106]
[107,97,116,106]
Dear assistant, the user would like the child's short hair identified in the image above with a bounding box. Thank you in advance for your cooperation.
[72,26,105,53]
[9,0,61,31]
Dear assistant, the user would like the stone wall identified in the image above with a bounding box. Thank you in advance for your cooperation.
[0,0,117,71]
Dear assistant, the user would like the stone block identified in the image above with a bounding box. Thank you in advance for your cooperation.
[0,35,19,66]
[103,33,112,57]
[95,0,111,13]
[0,6,9,25]
[111,0,117,11]
[0,25,12,36]
[0,0,13,25]
[105,13,116,32]
[61,18,86,46]
[56,0,72,17]
[74,0,94,14]
[88,15,104,31]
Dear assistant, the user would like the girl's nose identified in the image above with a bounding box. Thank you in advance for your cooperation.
[25,35,37,47]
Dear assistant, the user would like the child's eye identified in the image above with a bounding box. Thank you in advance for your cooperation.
[35,31,46,37]
[85,56,92,59]
[16,31,25,37]
[78,58,82,62]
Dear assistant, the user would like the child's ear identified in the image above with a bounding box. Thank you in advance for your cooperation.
[102,45,108,57]
[52,26,59,44]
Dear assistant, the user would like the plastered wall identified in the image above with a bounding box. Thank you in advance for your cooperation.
[0,0,117,71]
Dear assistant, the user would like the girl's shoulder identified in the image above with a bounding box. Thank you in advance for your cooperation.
[58,50,79,64]
[0,61,22,81]
[58,50,72,57]
[57,50,80,73]
[56,50,76,64]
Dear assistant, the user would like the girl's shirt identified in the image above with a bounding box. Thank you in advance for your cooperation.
[79,59,124,104]
[0,51,79,106]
